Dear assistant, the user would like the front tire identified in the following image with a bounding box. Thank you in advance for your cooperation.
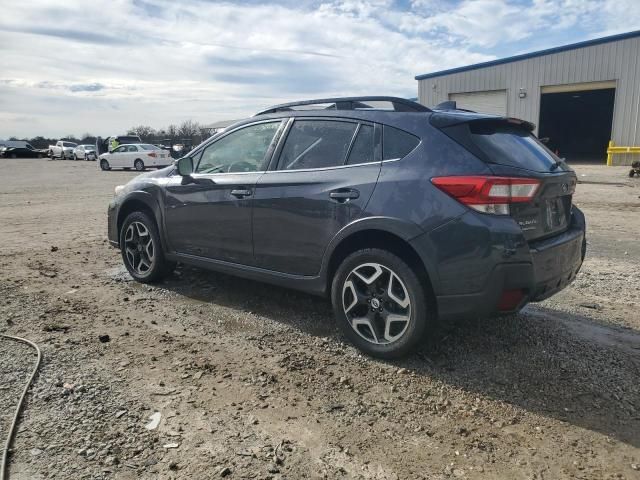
[331,248,431,359]
[100,159,111,171]
[134,159,145,171]
[119,211,174,283]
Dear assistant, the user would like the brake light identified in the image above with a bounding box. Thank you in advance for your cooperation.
[431,176,539,215]
[147,152,157,158]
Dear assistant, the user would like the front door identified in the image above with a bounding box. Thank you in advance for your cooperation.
[253,118,381,275]
[109,145,127,167]
[163,120,283,265]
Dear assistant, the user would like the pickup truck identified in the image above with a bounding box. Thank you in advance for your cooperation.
[50,140,78,160]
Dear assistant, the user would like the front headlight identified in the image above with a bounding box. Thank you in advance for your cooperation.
[115,185,125,196]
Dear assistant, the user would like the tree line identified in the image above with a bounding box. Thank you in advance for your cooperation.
[7,120,206,150]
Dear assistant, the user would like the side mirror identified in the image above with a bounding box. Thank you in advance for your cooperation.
[176,156,194,176]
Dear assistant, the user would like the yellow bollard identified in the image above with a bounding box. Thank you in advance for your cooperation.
[606,140,614,166]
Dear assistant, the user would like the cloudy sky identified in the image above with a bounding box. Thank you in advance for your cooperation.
[1,0,638,138]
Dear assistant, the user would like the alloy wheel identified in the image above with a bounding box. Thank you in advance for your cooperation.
[123,221,155,276]
[342,262,412,345]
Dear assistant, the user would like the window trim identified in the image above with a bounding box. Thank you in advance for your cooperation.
[270,117,380,172]
[192,119,286,175]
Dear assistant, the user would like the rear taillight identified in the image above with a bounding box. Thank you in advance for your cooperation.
[147,152,157,158]
[431,176,540,215]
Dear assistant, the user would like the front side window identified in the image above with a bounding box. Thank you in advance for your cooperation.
[196,122,281,174]
[278,120,357,170]
[127,145,139,152]
[113,146,126,153]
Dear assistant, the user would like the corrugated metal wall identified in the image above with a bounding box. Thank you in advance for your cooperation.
[417,36,640,165]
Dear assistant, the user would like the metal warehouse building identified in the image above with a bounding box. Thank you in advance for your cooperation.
[416,30,640,165]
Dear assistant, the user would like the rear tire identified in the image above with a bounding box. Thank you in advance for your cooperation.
[119,211,175,283]
[331,248,431,359]
[100,159,110,171]
[134,159,145,171]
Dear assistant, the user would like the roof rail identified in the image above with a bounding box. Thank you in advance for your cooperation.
[255,96,430,116]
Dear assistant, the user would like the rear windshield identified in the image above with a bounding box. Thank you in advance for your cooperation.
[467,122,558,172]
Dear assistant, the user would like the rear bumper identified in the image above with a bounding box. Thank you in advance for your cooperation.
[435,208,586,320]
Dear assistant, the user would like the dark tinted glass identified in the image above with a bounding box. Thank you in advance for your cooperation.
[382,126,419,160]
[346,124,375,165]
[279,120,357,170]
[468,122,558,172]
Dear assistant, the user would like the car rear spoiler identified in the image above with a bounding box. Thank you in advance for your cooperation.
[430,112,536,132]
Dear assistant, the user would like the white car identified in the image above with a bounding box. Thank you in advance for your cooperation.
[73,144,97,161]
[98,144,171,171]
[51,140,78,160]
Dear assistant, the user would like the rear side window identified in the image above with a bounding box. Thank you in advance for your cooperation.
[278,120,357,170]
[382,126,419,160]
[346,124,375,165]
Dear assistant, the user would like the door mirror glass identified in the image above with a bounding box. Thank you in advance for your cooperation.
[177,156,194,176]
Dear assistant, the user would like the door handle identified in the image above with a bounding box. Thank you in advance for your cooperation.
[231,188,252,198]
[330,189,359,202]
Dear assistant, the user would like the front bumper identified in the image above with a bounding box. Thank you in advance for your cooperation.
[435,208,586,320]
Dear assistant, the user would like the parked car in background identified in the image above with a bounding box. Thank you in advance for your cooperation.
[73,144,97,161]
[0,142,48,158]
[96,135,143,156]
[51,140,78,159]
[106,96,586,359]
[99,144,171,171]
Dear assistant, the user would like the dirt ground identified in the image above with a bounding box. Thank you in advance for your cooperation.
[1,158,639,480]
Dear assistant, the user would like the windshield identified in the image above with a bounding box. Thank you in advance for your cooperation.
[26,144,34,149]
[63,142,77,147]
[82,145,94,149]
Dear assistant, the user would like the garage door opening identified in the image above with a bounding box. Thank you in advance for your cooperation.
[538,87,615,163]
[449,90,507,116]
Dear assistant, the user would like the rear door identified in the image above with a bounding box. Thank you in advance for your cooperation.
[252,118,381,275]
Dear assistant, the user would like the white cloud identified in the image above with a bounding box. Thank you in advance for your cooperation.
[0,0,637,137]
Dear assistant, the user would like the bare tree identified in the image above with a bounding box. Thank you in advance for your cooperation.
[178,120,200,141]
[127,125,156,141]
[166,124,178,142]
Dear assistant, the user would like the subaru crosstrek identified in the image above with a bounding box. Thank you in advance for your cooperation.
[107,97,586,358]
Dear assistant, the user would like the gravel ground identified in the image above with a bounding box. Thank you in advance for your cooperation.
[0,338,36,448]
[0,158,639,479]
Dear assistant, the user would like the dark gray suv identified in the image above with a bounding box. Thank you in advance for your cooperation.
[107,97,586,358]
